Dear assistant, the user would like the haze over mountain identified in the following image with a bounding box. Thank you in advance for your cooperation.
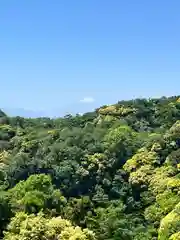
[1,100,98,118]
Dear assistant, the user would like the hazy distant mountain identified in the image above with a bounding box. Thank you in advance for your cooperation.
[1,108,47,118]
[1,105,95,119]
[1,100,98,118]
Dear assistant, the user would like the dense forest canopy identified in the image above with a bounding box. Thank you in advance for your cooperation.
[0,95,180,239]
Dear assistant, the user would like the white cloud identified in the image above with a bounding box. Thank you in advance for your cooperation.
[80,97,95,103]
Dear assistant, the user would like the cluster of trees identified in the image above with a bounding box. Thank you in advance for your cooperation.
[0,96,180,239]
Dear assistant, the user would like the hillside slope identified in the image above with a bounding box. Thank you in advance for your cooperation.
[0,96,180,240]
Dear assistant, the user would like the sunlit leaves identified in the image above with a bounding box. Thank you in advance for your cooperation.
[4,212,96,240]
[8,174,66,214]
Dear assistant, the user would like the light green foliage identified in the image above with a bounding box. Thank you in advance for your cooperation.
[145,203,164,226]
[4,212,96,240]
[167,178,180,192]
[85,153,107,172]
[158,202,180,240]
[104,125,137,162]
[170,232,180,240]
[0,150,9,167]
[104,125,133,146]
[8,174,66,214]
[156,190,179,214]
[124,147,160,172]
[128,164,153,187]
[98,105,135,116]
[149,166,177,195]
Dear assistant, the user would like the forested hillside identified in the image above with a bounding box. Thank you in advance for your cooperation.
[0,96,180,240]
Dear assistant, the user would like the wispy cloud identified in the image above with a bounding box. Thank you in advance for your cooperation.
[80,97,95,103]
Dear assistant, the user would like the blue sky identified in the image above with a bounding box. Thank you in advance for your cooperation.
[0,1,180,117]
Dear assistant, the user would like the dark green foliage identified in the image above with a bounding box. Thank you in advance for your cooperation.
[0,95,180,239]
